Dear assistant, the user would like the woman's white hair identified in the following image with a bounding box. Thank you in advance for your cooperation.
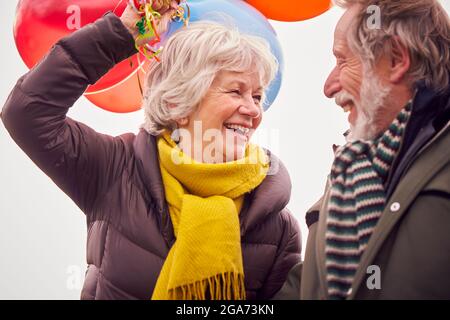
[141,21,278,135]
[334,0,450,93]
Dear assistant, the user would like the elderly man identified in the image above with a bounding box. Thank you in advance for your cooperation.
[276,0,450,299]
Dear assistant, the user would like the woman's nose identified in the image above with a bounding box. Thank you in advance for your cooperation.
[239,95,261,118]
[324,66,342,98]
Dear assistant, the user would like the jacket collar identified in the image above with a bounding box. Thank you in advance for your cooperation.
[133,131,174,245]
[133,131,167,212]
[386,84,450,198]
[239,150,292,236]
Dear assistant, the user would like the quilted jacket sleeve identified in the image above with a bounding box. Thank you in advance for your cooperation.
[1,13,138,213]
[258,208,302,299]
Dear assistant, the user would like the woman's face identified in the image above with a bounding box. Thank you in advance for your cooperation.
[177,70,263,163]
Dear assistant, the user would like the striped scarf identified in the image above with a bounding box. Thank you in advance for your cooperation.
[325,103,412,299]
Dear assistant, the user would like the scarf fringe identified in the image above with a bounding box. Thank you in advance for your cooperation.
[167,272,246,300]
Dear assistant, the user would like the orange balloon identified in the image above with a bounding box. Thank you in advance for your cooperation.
[245,0,332,22]
[84,60,151,113]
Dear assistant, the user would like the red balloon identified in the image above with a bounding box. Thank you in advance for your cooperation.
[13,0,146,107]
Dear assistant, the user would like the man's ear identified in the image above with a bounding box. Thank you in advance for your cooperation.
[389,36,411,84]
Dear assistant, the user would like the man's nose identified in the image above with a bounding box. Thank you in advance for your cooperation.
[324,66,342,98]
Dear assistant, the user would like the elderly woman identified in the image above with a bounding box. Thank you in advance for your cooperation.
[1,3,300,300]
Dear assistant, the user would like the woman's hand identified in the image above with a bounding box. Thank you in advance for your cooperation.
[120,0,181,46]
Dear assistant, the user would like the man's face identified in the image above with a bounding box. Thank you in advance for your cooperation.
[324,5,392,141]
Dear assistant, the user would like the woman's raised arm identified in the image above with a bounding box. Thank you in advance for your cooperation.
[1,12,139,214]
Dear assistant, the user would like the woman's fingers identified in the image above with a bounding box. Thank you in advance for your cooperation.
[153,0,181,14]
[152,0,169,13]
[157,8,176,34]
[122,0,182,46]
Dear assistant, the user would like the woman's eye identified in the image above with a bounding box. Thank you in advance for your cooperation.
[229,90,240,95]
[253,95,262,103]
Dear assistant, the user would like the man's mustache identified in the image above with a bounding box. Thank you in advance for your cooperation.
[334,91,355,107]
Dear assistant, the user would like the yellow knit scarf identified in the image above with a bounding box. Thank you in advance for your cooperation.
[151,132,269,300]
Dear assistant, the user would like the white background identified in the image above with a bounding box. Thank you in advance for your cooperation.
[1,0,449,299]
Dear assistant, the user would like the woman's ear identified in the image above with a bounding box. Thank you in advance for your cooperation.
[168,102,189,127]
[389,36,411,84]
[175,117,189,126]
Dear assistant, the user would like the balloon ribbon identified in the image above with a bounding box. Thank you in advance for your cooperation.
[129,0,189,62]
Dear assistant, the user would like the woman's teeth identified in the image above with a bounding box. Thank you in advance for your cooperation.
[224,124,250,135]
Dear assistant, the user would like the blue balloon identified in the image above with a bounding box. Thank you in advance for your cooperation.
[164,0,284,111]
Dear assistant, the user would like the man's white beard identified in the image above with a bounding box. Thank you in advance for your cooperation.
[346,70,392,142]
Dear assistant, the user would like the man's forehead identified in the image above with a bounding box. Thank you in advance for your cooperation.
[335,5,362,37]
[333,4,362,53]
[333,28,350,57]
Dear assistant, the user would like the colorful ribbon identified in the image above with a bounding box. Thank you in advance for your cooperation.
[128,0,189,62]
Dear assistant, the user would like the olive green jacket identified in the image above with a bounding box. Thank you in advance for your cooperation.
[276,116,450,300]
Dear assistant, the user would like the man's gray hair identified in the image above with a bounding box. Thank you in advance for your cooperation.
[141,21,278,135]
[334,0,450,92]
